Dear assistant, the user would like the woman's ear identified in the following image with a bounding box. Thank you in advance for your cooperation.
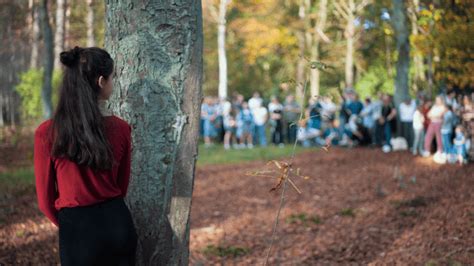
[98,76,105,89]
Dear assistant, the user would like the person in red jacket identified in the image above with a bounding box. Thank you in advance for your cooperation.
[34,46,137,265]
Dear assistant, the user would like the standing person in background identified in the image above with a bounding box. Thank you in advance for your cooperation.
[461,95,474,160]
[423,96,447,157]
[347,93,364,116]
[376,94,397,152]
[445,90,460,112]
[253,101,268,146]
[268,96,284,147]
[284,94,301,144]
[248,92,263,143]
[233,93,245,112]
[412,104,426,155]
[441,105,456,157]
[236,102,254,148]
[399,97,417,149]
[223,109,238,150]
[201,97,218,147]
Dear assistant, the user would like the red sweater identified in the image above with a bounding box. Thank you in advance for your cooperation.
[34,115,132,227]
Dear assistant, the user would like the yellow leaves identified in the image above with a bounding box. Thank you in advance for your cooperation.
[231,18,296,64]
[383,27,393,36]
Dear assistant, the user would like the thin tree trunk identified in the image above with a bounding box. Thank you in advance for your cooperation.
[408,0,424,92]
[30,3,40,69]
[65,0,71,48]
[39,0,54,119]
[310,0,328,97]
[54,0,66,69]
[105,1,203,265]
[86,0,95,47]
[217,0,229,99]
[295,0,306,105]
[345,2,355,88]
[392,0,410,107]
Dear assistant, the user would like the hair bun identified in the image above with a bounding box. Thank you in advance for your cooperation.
[60,46,83,67]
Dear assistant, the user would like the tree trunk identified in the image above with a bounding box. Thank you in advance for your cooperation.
[217,0,228,99]
[105,1,203,265]
[54,0,66,69]
[408,0,424,92]
[39,0,54,119]
[30,3,41,69]
[345,2,355,88]
[65,0,71,48]
[86,0,95,47]
[295,0,306,105]
[392,0,410,107]
[310,0,328,97]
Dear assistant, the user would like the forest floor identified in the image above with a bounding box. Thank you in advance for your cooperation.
[0,130,473,265]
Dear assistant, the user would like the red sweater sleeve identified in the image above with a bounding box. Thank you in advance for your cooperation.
[117,124,132,197]
[34,128,59,227]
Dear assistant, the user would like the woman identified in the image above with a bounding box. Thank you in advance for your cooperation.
[423,95,447,157]
[34,47,137,265]
[461,95,474,160]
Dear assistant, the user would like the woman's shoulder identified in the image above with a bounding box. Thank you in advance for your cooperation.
[35,119,53,136]
[107,115,132,132]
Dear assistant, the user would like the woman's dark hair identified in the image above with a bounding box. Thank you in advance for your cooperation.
[50,46,114,170]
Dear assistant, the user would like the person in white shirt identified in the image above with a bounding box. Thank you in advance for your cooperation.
[248,92,263,112]
[253,101,268,146]
[399,97,417,148]
[412,105,425,155]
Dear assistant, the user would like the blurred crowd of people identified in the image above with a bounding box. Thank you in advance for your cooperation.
[200,89,474,165]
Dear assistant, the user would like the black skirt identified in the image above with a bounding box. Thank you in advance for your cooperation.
[58,197,138,266]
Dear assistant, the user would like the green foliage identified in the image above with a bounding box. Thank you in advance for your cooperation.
[355,64,394,98]
[339,208,355,217]
[286,212,322,225]
[15,68,61,120]
[197,144,305,166]
[202,244,250,258]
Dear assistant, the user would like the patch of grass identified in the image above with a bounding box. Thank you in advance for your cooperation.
[197,144,306,166]
[391,196,429,209]
[202,244,250,258]
[0,167,35,190]
[286,213,322,225]
[425,260,438,266]
[399,209,418,217]
[339,208,355,217]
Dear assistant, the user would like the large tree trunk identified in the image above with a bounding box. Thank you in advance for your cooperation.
[310,0,328,97]
[105,1,203,265]
[217,0,229,99]
[39,0,54,119]
[54,0,66,69]
[86,0,95,47]
[392,0,410,107]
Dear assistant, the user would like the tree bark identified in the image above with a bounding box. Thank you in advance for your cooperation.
[54,0,66,69]
[392,0,410,107]
[29,0,40,69]
[86,0,95,47]
[39,0,54,119]
[345,0,355,88]
[105,1,203,265]
[217,0,229,99]
[295,0,306,105]
[408,0,424,92]
[310,0,328,97]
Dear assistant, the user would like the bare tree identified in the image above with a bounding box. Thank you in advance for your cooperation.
[29,0,40,68]
[39,0,54,118]
[309,0,329,97]
[86,0,95,47]
[54,0,66,69]
[334,0,370,88]
[105,0,203,264]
